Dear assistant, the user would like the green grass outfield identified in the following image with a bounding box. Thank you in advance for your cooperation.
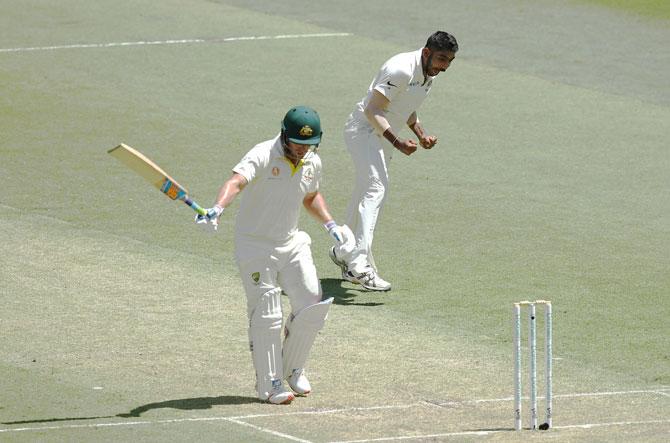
[1,0,668,441]
[578,0,670,20]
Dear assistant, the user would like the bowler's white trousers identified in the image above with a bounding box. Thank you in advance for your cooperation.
[341,120,392,274]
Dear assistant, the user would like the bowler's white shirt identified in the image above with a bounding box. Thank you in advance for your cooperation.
[233,135,321,243]
[349,49,433,133]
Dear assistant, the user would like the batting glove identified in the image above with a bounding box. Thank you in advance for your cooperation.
[324,220,346,244]
[195,205,224,232]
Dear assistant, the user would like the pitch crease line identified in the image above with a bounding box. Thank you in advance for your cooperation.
[554,419,670,430]
[429,388,670,406]
[226,417,312,443]
[0,33,352,53]
[228,403,423,420]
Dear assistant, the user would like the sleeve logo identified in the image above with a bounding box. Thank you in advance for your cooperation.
[302,168,314,184]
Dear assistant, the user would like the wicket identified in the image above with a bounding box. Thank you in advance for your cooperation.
[513,300,552,431]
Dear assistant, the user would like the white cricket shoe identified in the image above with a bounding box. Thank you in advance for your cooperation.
[348,268,392,292]
[260,381,295,405]
[287,368,312,396]
[342,271,359,284]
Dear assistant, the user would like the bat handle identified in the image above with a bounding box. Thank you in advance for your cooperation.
[183,197,208,216]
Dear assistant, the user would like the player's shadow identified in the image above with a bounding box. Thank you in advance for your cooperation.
[320,278,384,306]
[116,395,260,417]
[1,396,259,425]
[1,415,115,425]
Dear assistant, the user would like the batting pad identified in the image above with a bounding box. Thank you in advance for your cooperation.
[249,287,284,399]
[282,297,334,374]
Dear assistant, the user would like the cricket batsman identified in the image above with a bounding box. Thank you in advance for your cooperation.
[196,106,353,404]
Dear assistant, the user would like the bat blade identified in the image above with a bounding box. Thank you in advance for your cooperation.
[108,143,207,216]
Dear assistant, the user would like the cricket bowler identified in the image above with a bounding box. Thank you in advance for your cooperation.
[330,31,459,291]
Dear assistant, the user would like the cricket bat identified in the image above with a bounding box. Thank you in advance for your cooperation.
[107,143,208,216]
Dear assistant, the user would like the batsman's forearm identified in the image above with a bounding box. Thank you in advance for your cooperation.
[213,176,245,209]
[214,184,239,208]
[303,192,334,224]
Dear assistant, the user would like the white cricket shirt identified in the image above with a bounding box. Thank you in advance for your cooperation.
[349,49,434,133]
[232,135,321,243]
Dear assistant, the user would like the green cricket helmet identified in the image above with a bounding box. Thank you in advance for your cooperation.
[281,106,323,146]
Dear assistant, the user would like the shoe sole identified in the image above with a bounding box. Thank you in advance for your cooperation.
[360,284,392,292]
[267,394,295,405]
[343,269,391,290]
[352,270,392,291]
[288,381,311,396]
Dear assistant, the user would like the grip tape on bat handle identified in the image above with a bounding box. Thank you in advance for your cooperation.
[183,197,208,216]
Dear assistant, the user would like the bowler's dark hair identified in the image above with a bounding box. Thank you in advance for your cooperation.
[425,31,458,52]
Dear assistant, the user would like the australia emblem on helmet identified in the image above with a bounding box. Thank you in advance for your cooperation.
[299,125,313,137]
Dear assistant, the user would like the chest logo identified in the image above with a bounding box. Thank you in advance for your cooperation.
[299,125,313,137]
[272,167,280,176]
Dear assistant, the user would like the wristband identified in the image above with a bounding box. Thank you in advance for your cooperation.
[323,220,337,231]
[382,128,399,148]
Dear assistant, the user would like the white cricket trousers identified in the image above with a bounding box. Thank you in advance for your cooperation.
[343,122,392,274]
[235,231,322,315]
[235,231,322,398]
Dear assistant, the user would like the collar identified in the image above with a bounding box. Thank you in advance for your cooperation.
[272,134,307,176]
